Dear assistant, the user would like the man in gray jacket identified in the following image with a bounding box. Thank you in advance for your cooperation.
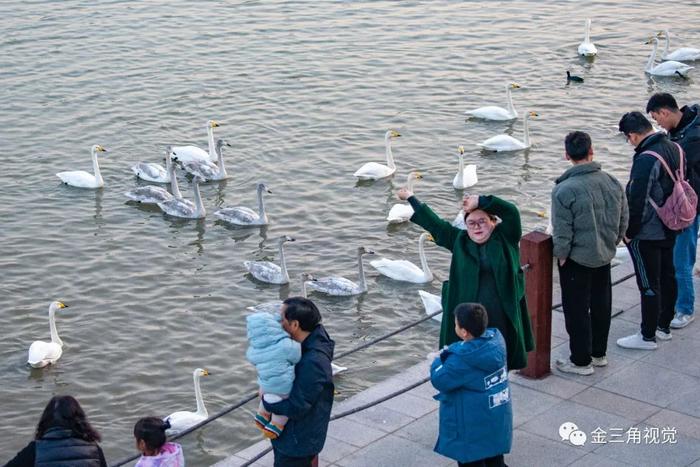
[551,131,628,375]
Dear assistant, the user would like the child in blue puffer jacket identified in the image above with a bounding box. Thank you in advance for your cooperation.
[246,311,302,439]
[430,302,512,467]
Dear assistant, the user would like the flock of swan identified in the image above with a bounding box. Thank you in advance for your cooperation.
[32,20,700,435]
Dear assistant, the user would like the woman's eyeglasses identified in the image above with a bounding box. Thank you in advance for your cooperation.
[466,218,489,230]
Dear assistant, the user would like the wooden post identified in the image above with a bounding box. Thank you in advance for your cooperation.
[518,231,553,379]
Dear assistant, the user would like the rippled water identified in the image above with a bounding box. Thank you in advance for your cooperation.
[2,1,700,464]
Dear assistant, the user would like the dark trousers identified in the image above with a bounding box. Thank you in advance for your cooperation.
[459,454,505,467]
[627,239,677,339]
[558,259,612,366]
[272,448,318,467]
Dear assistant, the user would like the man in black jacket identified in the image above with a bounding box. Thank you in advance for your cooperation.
[263,297,335,467]
[617,111,681,350]
[647,93,700,329]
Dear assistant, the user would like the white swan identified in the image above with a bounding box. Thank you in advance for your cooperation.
[465,83,520,121]
[244,236,295,284]
[387,171,423,224]
[247,272,315,314]
[56,145,107,188]
[306,246,375,296]
[182,139,231,182]
[418,291,442,322]
[661,29,700,61]
[370,233,434,283]
[215,183,271,226]
[170,120,220,164]
[157,176,205,219]
[28,301,68,368]
[577,19,597,57]
[478,111,538,152]
[645,37,693,77]
[165,368,210,435]
[354,130,400,180]
[131,146,173,183]
[453,146,478,189]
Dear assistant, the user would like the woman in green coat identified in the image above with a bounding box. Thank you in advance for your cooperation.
[398,189,535,370]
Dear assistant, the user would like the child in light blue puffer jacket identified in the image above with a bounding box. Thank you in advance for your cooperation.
[246,311,302,439]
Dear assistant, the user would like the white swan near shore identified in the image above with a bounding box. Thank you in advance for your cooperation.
[371,233,434,283]
[28,301,68,368]
[453,146,478,189]
[478,111,538,152]
[645,37,693,77]
[466,83,520,121]
[171,120,220,163]
[354,130,401,180]
[56,145,107,188]
[418,291,442,322]
[578,19,597,56]
[387,171,422,224]
[165,368,209,435]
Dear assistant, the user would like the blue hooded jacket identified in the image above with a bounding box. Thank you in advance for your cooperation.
[430,328,512,463]
[246,312,302,395]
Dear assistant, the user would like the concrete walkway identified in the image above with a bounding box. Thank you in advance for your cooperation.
[215,259,700,467]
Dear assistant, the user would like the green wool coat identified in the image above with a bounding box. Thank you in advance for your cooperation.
[410,195,535,370]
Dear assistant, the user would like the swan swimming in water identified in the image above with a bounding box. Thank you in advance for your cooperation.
[354,130,401,180]
[418,291,442,322]
[386,171,423,224]
[124,159,179,204]
[453,146,478,189]
[182,139,232,181]
[306,246,375,296]
[645,37,693,77]
[56,145,107,188]
[465,83,520,121]
[131,146,173,183]
[165,368,210,435]
[478,111,538,152]
[244,236,296,284]
[215,183,271,226]
[577,19,597,57]
[157,175,205,219]
[170,120,220,164]
[660,29,700,62]
[371,233,434,283]
[27,301,68,368]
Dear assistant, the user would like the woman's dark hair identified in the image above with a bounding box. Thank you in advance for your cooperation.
[134,417,170,451]
[564,131,592,161]
[35,395,101,442]
[646,92,679,113]
[282,297,321,331]
[454,303,488,338]
[618,111,653,136]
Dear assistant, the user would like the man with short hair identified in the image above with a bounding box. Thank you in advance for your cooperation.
[617,111,682,350]
[647,93,700,329]
[263,297,335,467]
[551,131,628,374]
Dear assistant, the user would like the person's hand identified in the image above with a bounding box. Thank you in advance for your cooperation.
[397,188,413,201]
[462,194,479,213]
[426,350,441,361]
[558,258,567,267]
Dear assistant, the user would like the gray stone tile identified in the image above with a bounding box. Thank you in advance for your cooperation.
[571,387,660,424]
[638,333,700,378]
[379,391,437,418]
[510,372,587,400]
[595,360,699,408]
[344,404,416,434]
[614,303,641,323]
[211,455,249,467]
[405,381,439,401]
[326,418,388,448]
[510,384,563,427]
[233,439,271,460]
[509,429,586,466]
[668,387,700,419]
[519,399,635,452]
[319,436,360,464]
[593,429,700,467]
[335,434,451,467]
[393,410,439,450]
[550,345,638,387]
[567,452,635,466]
[644,409,700,441]
[604,318,660,361]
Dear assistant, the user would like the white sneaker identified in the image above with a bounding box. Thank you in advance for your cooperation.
[555,359,594,375]
[591,356,608,367]
[670,313,695,329]
[655,328,672,341]
[617,332,657,350]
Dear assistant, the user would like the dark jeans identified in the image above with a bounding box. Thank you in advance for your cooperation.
[459,454,505,467]
[558,259,612,366]
[272,448,317,467]
[627,239,677,339]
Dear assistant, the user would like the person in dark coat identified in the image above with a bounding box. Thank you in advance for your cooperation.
[3,395,107,467]
[647,93,700,329]
[398,188,534,370]
[616,111,682,350]
[262,297,335,467]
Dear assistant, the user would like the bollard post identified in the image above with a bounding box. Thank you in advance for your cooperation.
[518,231,553,379]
